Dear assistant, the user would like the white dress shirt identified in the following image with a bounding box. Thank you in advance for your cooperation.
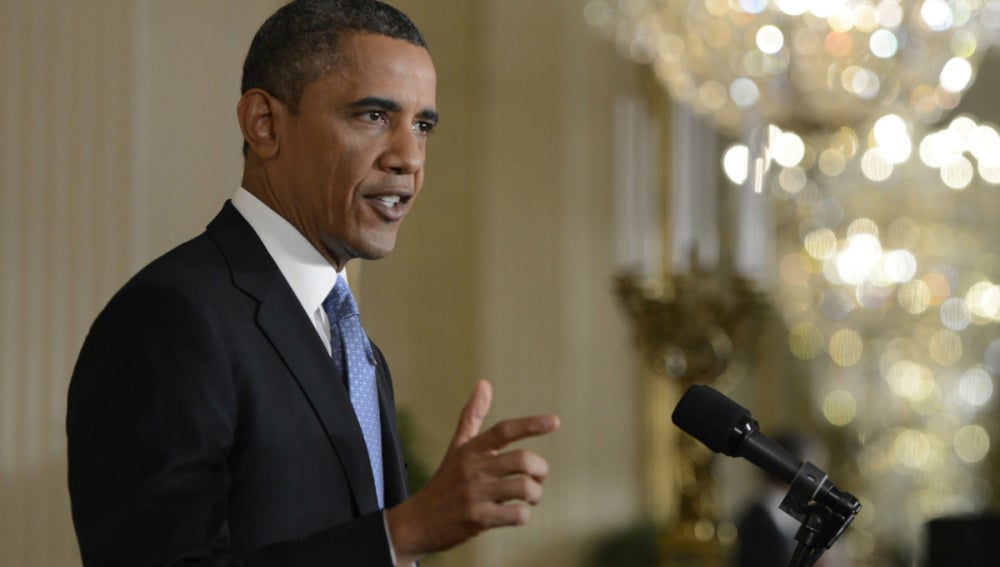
[231,187,341,354]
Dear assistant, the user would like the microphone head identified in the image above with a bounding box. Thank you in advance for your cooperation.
[672,384,754,455]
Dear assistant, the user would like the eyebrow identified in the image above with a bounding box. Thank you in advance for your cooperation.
[348,96,439,125]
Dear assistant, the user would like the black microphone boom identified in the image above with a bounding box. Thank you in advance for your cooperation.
[671,384,861,520]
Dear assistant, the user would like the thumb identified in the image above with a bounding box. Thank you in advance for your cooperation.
[450,379,492,449]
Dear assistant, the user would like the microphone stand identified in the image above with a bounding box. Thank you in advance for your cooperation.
[778,462,861,567]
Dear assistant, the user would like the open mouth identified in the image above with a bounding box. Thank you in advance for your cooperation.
[374,195,402,208]
[366,192,411,220]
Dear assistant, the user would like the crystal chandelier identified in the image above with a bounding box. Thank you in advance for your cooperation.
[765,141,1000,563]
[591,2,1000,565]
[586,0,1000,136]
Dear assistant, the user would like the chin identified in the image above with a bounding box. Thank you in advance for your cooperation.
[354,235,398,261]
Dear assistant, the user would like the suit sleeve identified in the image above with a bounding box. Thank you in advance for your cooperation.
[67,281,394,567]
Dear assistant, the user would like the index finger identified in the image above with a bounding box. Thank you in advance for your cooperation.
[467,414,561,452]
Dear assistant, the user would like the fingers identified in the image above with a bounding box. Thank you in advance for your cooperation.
[450,379,493,449]
[466,413,561,453]
[480,502,533,528]
[484,475,545,506]
[482,449,550,483]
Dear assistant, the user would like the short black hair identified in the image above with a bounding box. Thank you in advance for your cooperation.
[240,0,427,156]
[242,0,426,111]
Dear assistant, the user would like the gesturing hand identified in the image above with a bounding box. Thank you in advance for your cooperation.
[386,380,560,564]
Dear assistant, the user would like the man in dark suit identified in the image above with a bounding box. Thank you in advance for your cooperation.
[66,1,560,565]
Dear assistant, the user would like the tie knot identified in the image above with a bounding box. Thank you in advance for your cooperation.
[323,277,359,323]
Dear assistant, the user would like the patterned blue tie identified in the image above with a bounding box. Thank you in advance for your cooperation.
[323,277,384,508]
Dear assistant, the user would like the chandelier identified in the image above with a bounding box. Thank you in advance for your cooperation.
[766,140,1000,562]
[586,0,1000,136]
[591,2,1000,564]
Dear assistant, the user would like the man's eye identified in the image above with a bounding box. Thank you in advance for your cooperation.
[365,110,386,122]
[414,121,435,135]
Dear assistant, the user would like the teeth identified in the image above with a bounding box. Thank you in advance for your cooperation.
[376,195,401,207]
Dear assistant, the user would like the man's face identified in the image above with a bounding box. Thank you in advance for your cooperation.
[271,32,437,269]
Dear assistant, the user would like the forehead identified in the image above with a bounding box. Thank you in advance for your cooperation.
[307,32,436,108]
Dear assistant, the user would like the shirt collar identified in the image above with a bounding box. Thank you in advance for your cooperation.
[231,187,342,316]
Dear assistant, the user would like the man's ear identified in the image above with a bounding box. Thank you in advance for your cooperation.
[237,89,282,160]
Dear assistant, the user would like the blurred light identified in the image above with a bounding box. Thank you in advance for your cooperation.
[949,115,979,141]
[959,368,994,406]
[940,156,974,189]
[776,0,809,17]
[920,131,962,168]
[756,25,785,54]
[941,297,972,330]
[966,281,1000,319]
[717,521,738,546]
[830,328,864,366]
[740,0,768,15]
[705,0,730,17]
[869,29,899,58]
[804,228,838,260]
[848,217,880,238]
[837,234,882,285]
[779,167,808,194]
[854,4,879,32]
[980,163,1000,184]
[723,144,750,184]
[929,330,963,366]
[823,390,858,426]
[828,6,856,33]
[886,360,934,401]
[950,30,979,58]
[825,31,853,58]
[940,57,974,93]
[772,131,806,167]
[986,340,1000,375]
[921,0,955,31]
[954,425,991,463]
[861,148,893,181]
[730,77,760,107]
[873,114,912,164]
[924,273,952,305]
[878,1,904,27]
[883,249,918,283]
[898,280,932,314]
[911,384,944,416]
[844,66,882,99]
[698,80,729,110]
[789,322,825,360]
[969,125,1000,164]
[891,429,931,469]
[694,518,716,541]
[818,148,848,176]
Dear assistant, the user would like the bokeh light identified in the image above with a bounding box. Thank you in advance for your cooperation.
[954,425,991,463]
[823,390,858,426]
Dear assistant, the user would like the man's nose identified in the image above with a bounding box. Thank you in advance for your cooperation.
[378,124,424,174]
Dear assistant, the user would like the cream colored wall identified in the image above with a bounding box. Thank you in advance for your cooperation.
[0,1,643,565]
[0,1,281,564]
[0,3,134,564]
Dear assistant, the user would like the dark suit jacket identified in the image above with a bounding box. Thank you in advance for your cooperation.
[67,202,409,566]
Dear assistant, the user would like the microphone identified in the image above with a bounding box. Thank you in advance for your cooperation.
[671,384,861,519]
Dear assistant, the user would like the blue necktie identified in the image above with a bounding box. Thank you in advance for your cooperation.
[323,278,384,508]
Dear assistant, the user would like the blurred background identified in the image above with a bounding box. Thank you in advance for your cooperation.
[1,1,998,566]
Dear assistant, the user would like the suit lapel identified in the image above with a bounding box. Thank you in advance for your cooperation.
[206,202,381,514]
